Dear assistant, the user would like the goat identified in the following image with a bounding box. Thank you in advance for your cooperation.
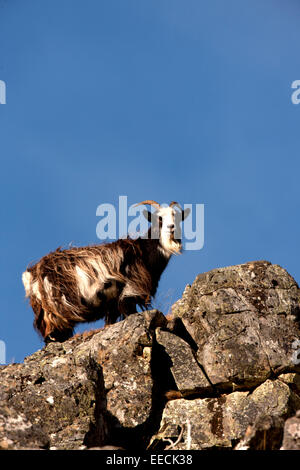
[22,200,190,343]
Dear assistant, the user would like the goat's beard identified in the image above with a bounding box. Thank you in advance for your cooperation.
[160,232,182,255]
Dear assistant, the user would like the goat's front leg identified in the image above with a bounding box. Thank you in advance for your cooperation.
[44,328,74,344]
[118,298,138,319]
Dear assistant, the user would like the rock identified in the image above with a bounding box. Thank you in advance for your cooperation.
[155,328,212,396]
[150,379,300,450]
[0,405,49,450]
[0,309,168,450]
[278,373,300,396]
[281,410,300,450]
[0,339,108,450]
[172,261,300,391]
[234,415,285,450]
[1,261,299,450]
[83,309,168,447]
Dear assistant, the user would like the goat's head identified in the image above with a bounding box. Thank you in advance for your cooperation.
[135,200,190,255]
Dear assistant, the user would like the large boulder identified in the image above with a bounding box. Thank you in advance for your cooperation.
[0,338,107,450]
[171,261,300,391]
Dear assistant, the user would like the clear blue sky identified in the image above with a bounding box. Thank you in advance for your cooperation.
[1,0,300,363]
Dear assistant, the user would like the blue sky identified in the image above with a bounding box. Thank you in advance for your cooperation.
[1,0,300,363]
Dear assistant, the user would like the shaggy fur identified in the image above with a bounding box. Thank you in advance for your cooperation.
[22,201,188,342]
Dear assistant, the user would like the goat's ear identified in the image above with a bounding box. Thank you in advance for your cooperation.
[143,210,153,222]
[182,208,191,220]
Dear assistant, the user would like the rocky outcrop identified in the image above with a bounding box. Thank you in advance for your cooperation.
[1,261,300,450]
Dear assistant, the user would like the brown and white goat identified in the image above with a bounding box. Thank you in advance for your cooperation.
[22,200,190,343]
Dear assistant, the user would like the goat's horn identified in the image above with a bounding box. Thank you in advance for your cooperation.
[169,201,182,210]
[135,200,161,209]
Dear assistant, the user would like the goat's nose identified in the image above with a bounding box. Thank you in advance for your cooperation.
[167,224,175,229]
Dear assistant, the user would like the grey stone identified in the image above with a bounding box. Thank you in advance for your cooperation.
[172,261,300,391]
[151,379,300,450]
[155,328,212,395]
[281,410,300,450]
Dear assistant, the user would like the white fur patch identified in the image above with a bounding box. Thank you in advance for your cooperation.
[159,240,181,257]
[75,266,91,295]
[75,265,99,301]
[32,281,42,300]
[44,277,53,296]
[87,257,110,281]
[22,271,32,297]
[22,271,43,300]
[61,294,73,308]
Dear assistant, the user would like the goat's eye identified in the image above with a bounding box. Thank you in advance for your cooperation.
[158,216,163,224]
